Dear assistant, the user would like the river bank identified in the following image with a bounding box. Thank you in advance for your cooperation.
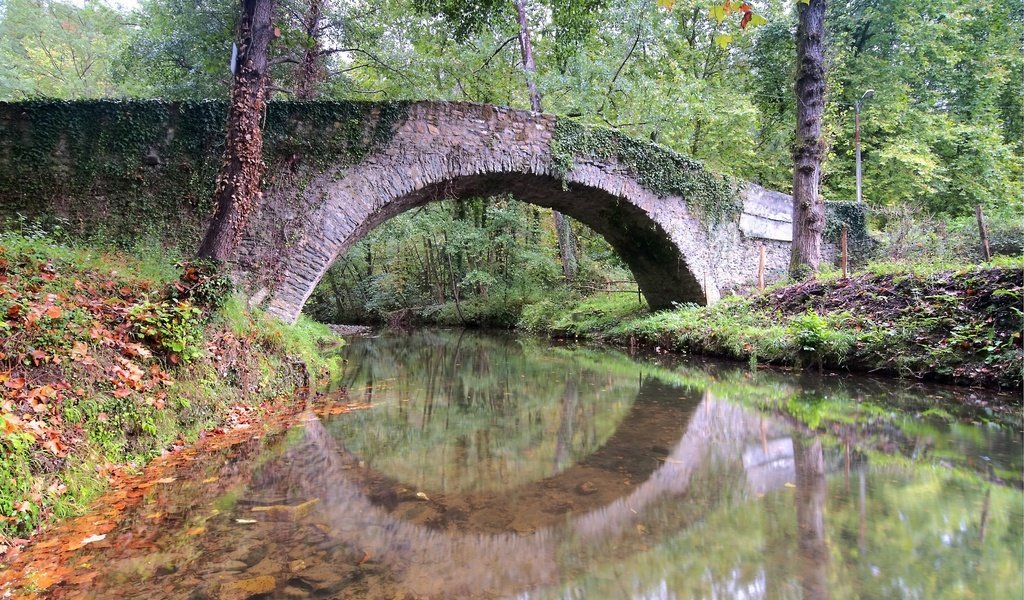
[0,235,343,550]
[519,260,1023,392]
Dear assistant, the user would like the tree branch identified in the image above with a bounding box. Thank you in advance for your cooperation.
[599,22,642,115]
[269,54,301,66]
[329,47,410,80]
[473,36,517,74]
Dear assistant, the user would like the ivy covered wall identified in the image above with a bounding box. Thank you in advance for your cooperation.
[0,100,408,248]
[0,100,224,247]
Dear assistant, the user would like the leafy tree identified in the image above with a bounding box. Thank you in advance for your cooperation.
[0,0,128,100]
[412,0,615,284]
[823,0,1023,217]
[114,0,237,99]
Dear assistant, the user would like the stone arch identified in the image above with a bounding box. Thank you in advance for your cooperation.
[235,102,798,323]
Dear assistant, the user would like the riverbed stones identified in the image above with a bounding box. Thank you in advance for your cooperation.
[204,559,248,574]
[246,556,284,576]
[219,575,276,600]
[292,562,358,593]
[226,542,266,566]
[281,585,310,598]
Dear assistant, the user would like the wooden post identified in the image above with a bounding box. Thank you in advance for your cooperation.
[975,204,991,262]
[757,244,766,292]
[841,224,849,279]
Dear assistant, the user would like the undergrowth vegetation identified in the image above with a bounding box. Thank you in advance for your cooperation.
[0,234,341,541]
[521,258,1023,391]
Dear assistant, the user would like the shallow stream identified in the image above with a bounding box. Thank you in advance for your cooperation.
[37,330,1024,599]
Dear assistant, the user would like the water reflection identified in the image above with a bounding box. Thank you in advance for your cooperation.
[32,330,1023,600]
[326,330,646,494]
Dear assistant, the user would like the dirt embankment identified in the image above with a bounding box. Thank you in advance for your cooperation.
[751,267,1022,389]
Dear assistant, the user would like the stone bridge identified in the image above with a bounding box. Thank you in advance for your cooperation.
[0,100,863,323]
[239,101,802,322]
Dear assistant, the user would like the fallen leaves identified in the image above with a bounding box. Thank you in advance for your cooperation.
[1,245,184,539]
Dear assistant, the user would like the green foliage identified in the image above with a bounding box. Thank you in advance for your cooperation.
[306,196,632,327]
[0,0,129,100]
[873,204,1024,263]
[825,0,1023,216]
[412,0,509,41]
[551,118,741,226]
[113,0,237,99]
[523,262,1022,389]
[789,309,827,353]
[520,293,647,336]
[129,299,205,362]
[0,430,37,535]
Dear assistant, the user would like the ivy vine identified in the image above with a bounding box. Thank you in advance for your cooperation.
[0,99,410,249]
[550,117,742,227]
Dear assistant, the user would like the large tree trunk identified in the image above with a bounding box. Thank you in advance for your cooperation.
[514,0,577,284]
[295,0,324,100]
[790,0,828,278]
[198,0,277,262]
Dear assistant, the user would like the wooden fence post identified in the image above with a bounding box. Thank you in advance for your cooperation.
[841,224,849,279]
[757,244,766,292]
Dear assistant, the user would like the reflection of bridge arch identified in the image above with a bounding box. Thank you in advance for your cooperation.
[275,382,791,598]
[348,377,702,533]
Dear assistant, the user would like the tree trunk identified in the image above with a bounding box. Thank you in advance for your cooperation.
[198,0,276,262]
[513,0,542,113]
[553,211,577,284]
[513,0,577,284]
[790,0,828,278]
[295,0,324,100]
[794,437,830,600]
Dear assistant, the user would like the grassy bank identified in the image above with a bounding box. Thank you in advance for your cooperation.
[520,259,1023,391]
[0,235,343,545]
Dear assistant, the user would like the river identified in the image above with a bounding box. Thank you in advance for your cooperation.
[30,330,1024,599]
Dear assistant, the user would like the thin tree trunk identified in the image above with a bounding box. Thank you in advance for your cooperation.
[446,251,466,326]
[326,267,345,321]
[198,0,276,262]
[513,0,577,284]
[514,0,542,113]
[790,0,828,278]
[553,211,577,284]
[553,379,579,471]
[295,0,324,100]
[690,117,703,156]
